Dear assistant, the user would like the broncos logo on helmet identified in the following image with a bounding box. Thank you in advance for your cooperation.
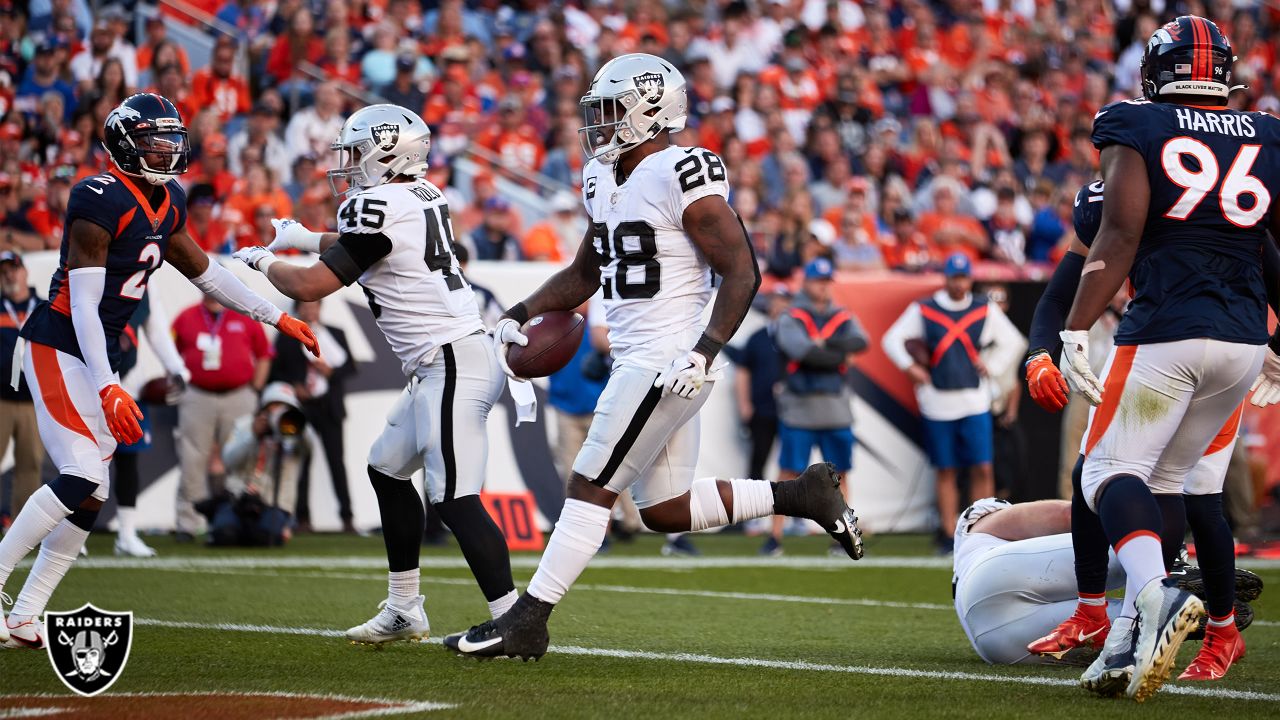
[103,93,190,186]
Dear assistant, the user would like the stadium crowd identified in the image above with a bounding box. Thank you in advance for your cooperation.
[2,0,1279,273]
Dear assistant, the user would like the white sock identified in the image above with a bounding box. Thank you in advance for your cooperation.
[729,478,775,523]
[1207,613,1234,628]
[0,486,72,591]
[387,569,420,610]
[526,499,611,604]
[11,519,89,618]
[688,478,729,531]
[1116,533,1165,618]
[488,589,518,619]
[116,506,137,537]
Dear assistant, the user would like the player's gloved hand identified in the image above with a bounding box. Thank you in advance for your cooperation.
[267,218,324,254]
[99,384,144,445]
[1025,351,1069,413]
[655,350,708,399]
[276,313,321,358]
[1249,348,1280,407]
[232,246,277,273]
[164,371,188,405]
[1058,330,1103,406]
[492,317,529,380]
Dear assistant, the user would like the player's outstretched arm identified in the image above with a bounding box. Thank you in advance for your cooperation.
[682,196,762,364]
[65,219,145,444]
[968,500,1071,542]
[166,229,320,357]
[503,224,602,324]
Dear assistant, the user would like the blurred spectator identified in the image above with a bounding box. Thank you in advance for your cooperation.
[184,183,232,253]
[284,81,345,163]
[225,164,292,248]
[137,17,191,81]
[453,243,502,327]
[266,8,324,86]
[71,17,138,92]
[917,180,987,262]
[16,39,76,121]
[228,101,290,182]
[981,283,1029,498]
[210,382,310,546]
[727,287,790,484]
[152,64,197,124]
[521,191,583,262]
[469,197,522,261]
[186,133,237,201]
[269,300,355,534]
[882,254,1024,553]
[172,294,273,542]
[283,153,318,204]
[191,35,250,124]
[380,55,426,112]
[95,58,131,106]
[766,258,868,556]
[475,94,544,179]
[0,251,44,520]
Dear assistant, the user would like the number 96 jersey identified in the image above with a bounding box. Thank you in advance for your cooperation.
[1092,99,1280,346]
[582,145,728,371]
[321,180,482,376]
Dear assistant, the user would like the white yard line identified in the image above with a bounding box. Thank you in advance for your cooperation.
[127,617,1280,704]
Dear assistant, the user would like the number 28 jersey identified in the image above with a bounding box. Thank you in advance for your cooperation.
[1092,99,1280,345]
[582,145,729,371]
[320,180,481,376]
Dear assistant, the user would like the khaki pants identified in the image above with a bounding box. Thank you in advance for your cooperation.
[1057,391,1091,499]
[0,398,43,515]
[176,386,256,534]
[554,408,640,532]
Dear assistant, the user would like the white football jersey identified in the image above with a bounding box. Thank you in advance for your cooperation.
[335,180,482,376]
[582,145,729,371]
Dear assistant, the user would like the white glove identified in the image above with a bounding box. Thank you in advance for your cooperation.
[232,245,278,273]
[1249,348,1280,407]
[267,218,324,254]
[654,351,708,399]
[492,317,529,380]
[1058,329,1104,406]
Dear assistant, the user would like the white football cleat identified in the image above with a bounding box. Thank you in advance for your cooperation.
[345,595,429,646]
[4,614,45,649]
[115,533,158,558]
[1127,577,1205,702]
[0,592,9,644]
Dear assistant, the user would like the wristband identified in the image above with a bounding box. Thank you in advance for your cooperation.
[1270,330,1280,356]
[505,302,531,326]
[1024,347,1050,367]
[694,333,724,361]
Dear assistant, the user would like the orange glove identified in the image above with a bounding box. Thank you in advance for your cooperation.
[99,384,144,444]
[1026,352,1069,413]
[276,313,321,358]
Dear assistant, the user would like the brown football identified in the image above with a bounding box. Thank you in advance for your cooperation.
[506,311,586,378]
[904,338,931,366]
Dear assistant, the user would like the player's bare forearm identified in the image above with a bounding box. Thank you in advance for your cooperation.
[164,229,212,278]
[683,196,761,360]
[1065,146,1147,331]
[505,228,600,320]
[264,261,344,302]
[66,220,112,270]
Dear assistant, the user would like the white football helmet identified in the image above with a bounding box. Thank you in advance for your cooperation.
[579,53,688,165]
[327,104,431,196]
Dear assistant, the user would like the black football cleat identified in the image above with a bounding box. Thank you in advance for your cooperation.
[443,593,553,661]
[1169,558,1264,603]
[772,462,864,560]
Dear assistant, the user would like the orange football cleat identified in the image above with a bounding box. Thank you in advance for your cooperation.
[1178,622,1245,681]
[1028,603,1110,660]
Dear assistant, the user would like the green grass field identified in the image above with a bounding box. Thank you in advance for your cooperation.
[1,532,1276,719]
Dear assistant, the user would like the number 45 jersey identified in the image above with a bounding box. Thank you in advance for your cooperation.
[321,180,482,376]
[582,145,729,371]
[1092,99,1280,346]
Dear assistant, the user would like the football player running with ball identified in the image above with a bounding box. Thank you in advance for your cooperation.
[234,105,521,645]
[444,53,865,662]
[0,94,319,648]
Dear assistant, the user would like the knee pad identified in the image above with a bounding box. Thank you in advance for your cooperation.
[48,474,100,510]
[688,478,729,532]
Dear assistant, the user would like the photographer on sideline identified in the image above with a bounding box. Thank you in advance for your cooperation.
[207,383,311,546]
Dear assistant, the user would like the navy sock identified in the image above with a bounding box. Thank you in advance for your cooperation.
[1184,493,1235,619]
[367,466,424,573]
[1070,456,1110,596]
[1096,475,1162,548]
[1153,493,1186,571]
[435,495,516,602]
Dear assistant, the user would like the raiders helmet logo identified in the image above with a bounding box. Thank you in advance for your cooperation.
[371,123,400,152]
[45,604,134,697]
[633,72,665,103]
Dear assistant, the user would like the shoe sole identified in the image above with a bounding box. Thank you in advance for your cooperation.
[347,632,428,648]
[1128,594,1204,702]
[1175,568,1264,604]
[1081,668,1133,697]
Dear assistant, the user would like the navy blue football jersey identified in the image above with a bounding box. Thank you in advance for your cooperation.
[1073,180,1104,248]
[21,170,187,371]
[1092,99,1280,345]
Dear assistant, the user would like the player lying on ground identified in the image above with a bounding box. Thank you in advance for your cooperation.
[0,93,319,648]
[234,104,521,644]
[441,53,865,661]
[952,498,1262,666]
[1024,175,1280,686]
[1055,15,1280,701]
